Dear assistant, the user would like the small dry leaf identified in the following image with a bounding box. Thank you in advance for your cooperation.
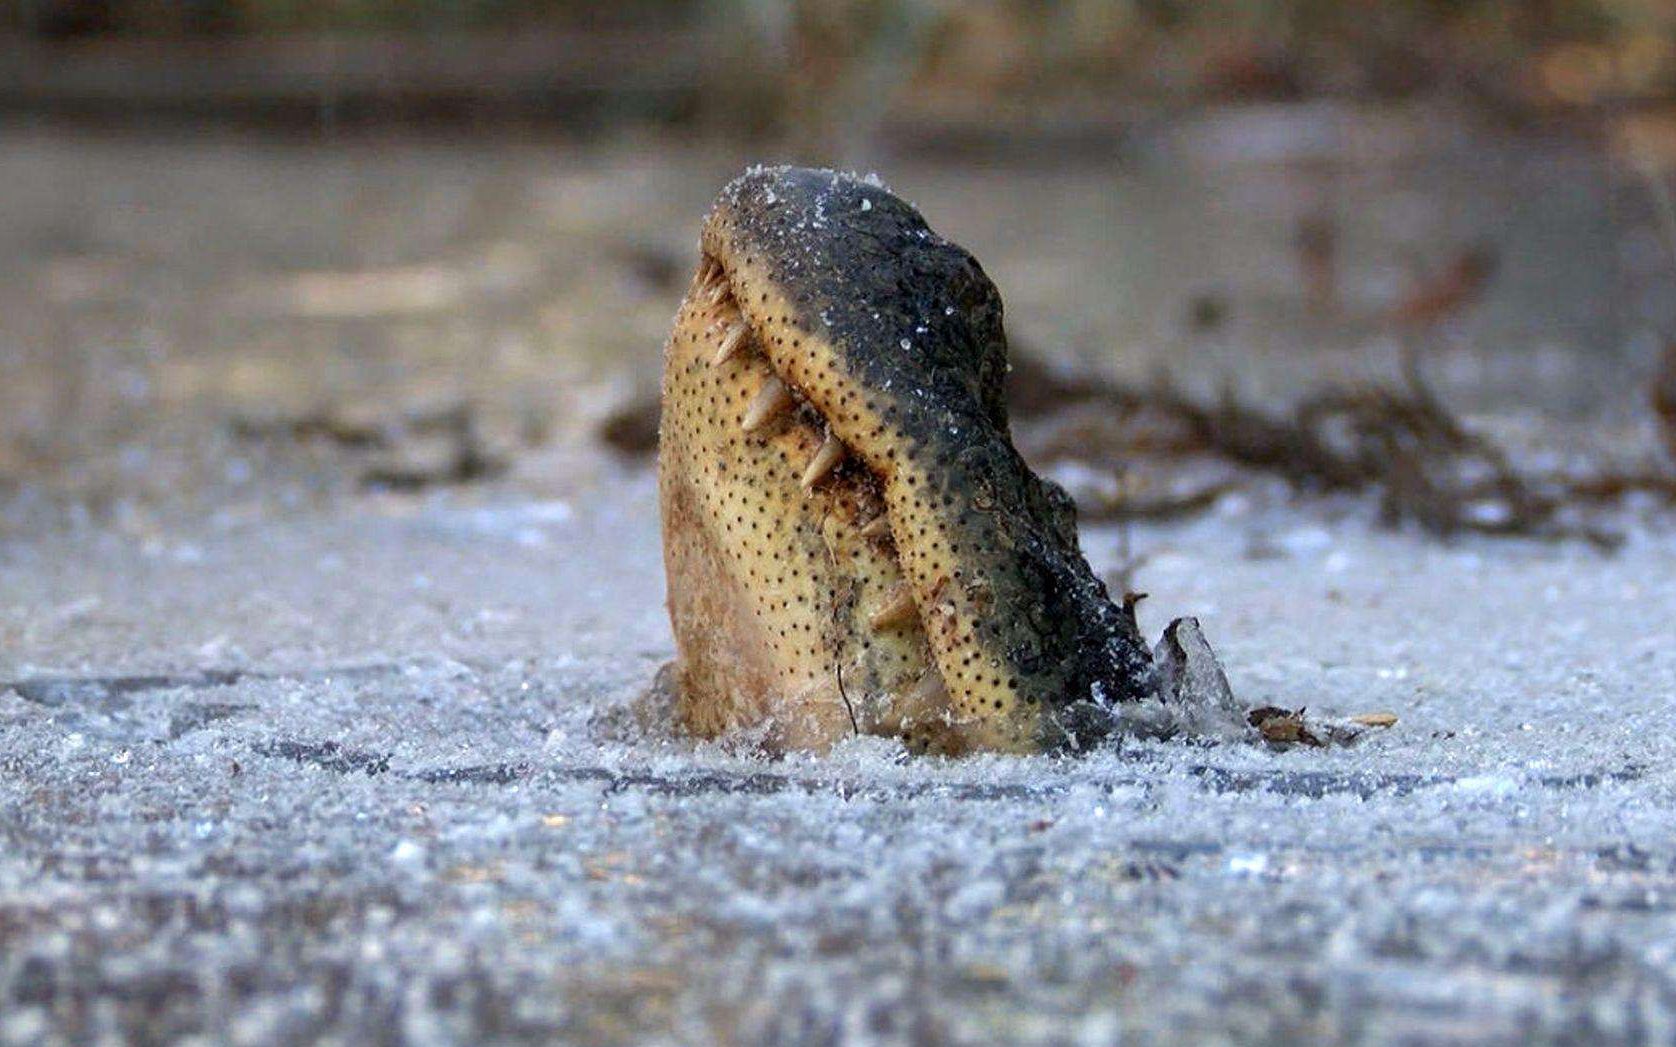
[1248,706,1321,746]
[1350,712,1399,728]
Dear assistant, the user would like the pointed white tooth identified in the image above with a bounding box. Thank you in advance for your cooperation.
[869,583,918,630]
[861,515,891,539]
[711,321,750,366]
[742,375,794,432]
[696,257,718,285]
[704,277,731,306]
[800,431,845,490]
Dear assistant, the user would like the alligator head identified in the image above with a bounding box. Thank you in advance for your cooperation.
[659,166,1156,754]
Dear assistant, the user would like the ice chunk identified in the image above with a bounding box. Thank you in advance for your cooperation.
[1150,616,1249,739]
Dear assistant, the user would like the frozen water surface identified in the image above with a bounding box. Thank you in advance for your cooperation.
[2,128,1674,1044]
[4,470,1676,1046]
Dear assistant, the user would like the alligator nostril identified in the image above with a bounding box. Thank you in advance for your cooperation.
[741,375,794,433]
[800,431,845,490]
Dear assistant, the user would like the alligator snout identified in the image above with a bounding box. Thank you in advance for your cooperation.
[659,166,1156,754]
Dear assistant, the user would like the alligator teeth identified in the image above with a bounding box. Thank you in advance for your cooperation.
[711,321,750,366]
[868,583,918,630]
[697,256,719,285]
[742,375,794,433]
[860,515,892,539]
[704,276,731,306]
[800,431,845,490]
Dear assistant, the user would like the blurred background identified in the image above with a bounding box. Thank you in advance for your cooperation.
[2,0,1675,531]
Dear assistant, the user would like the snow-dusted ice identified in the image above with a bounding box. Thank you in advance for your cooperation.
[4,470,1676,1045]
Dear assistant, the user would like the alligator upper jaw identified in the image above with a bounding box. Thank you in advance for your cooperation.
[662,166,1158,754]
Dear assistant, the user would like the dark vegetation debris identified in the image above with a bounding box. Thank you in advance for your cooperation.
[233,399,516,489]
[609,243,685,295]
[1007,352,1676,544]
[1247,705,1399,748]
[251,739,392,776]
[1248,706,1322,746]
[598,390,663,456]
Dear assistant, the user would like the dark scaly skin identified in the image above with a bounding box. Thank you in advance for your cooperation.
[660,166,1155,754]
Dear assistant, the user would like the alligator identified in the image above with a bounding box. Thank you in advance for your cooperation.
[658,166,1159,755]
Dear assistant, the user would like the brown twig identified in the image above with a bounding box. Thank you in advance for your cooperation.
[1655,340,1676,467]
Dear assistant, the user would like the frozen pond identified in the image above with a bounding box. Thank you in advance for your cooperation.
[5,472,1676,1044]
[2,121,1676,1043]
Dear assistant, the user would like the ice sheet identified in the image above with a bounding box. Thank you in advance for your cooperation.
[4,471,1676,1045]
